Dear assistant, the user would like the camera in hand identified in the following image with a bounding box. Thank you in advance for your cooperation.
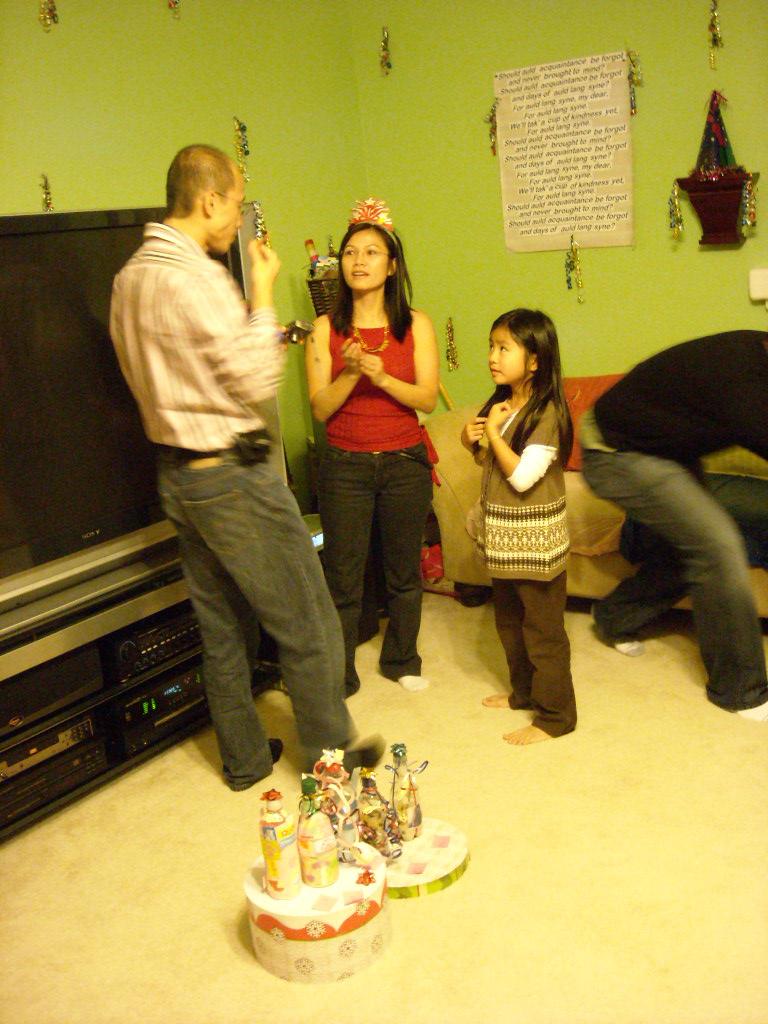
[283,319,314,345]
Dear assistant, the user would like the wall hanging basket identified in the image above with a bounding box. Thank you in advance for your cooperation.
[307,277,339,316]
[674,91,758,246]
[676,170,758,245]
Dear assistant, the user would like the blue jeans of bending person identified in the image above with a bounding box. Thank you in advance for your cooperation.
[582,446,768,712]
[157,453,353,789]
[318,443,434,693]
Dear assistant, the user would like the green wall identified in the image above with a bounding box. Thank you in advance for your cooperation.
[2,0,766,508]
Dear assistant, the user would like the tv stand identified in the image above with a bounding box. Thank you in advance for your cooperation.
[0,543,278,842]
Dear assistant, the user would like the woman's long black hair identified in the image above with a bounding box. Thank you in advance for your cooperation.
[330,222,413,341]
[478,308,573,463]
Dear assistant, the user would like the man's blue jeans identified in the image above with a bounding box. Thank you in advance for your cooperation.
[582,447,768,711]
[319,443,433,691]
[157,453,353,789]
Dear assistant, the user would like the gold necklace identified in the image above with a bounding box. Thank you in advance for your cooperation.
[352,324,390,354]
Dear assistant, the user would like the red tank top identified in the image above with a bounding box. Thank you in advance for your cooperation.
[325,323,422,451]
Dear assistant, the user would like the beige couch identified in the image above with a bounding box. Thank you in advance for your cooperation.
[427,396,768,618]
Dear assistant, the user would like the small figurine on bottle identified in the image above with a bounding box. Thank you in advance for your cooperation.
[357,769,403,861]
[312,749,365,863]
[259,789,301,900]
[386,742,428,842]
[297,774,339,888]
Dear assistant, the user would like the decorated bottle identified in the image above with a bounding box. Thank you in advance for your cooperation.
[357,769,402,861]
[259,788,301,900]
[312,748,362,863]
[297,775,339,888]
[388,742,428,842]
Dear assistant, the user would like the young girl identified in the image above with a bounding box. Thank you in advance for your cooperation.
[305,199,439,696]
[461,309,576,745]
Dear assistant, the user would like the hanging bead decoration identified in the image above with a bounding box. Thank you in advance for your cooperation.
[380,26,392,75]
[626,50,642,116]
[484,99,498,156]
[741,174,757,230]
[445,317,458,371]
[251,201,268,242]
[40,173,54,212]
[564,236,584,303]
[168,0,181,16]
[38,0,58,30]
[233,116,250,182]
[708,0,723,69]
[668,182,683,239]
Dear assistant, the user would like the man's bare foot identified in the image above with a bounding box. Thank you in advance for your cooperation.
[503,724,551,745]
[482,694,510,708]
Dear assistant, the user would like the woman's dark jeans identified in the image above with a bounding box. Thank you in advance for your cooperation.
[319,443,433,692]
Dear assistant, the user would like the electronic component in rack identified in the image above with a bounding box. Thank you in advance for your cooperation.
[107,662,207,757]
[103,603,201,683]
[0,712,96,781]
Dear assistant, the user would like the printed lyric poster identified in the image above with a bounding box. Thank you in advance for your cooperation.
[495,51,633,252]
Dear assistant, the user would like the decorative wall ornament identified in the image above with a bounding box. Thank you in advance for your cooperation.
[626,50,642,115]
[38,1,58,30]
[40,173,54,212]
[708,0,723,69]
[445,317,458,371]
[483,99,498,156]
[741,174,757,230]
[564,235,584,302]
[675,91,759,245]
[668,181,683,239]
[233,116,250,182]
[247,200,269,244]
[379,26,392,75]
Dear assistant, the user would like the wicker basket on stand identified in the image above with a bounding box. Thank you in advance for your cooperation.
[307,276,339,317]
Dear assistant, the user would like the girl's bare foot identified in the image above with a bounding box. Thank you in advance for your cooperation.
[503,724,551,745]
[482,694,510,708]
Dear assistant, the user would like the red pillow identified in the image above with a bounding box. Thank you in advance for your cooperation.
[563,374,623,471]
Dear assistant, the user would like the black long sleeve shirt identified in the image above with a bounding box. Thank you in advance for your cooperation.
[593,331,768,464]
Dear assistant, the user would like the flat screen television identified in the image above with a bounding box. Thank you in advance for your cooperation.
[0,207,244,621]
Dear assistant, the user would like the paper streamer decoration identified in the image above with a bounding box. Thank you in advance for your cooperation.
[708,0,723,69]
[39,1,58,30]
[380,26,392,74]
[564,235,584,302]
[484,99,498,156]
[233,116,250,182]
[445,317,458,371]
[40,174,54,213]
[627,50,642,116]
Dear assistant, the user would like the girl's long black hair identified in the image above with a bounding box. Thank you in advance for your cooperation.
[330,222,413,341]
[478,308,573,463]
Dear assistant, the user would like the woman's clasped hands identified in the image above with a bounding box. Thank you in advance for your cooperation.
[341,340,387,387]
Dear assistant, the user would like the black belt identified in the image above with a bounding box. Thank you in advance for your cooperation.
[155,429,271,466]
[155,444,229,463]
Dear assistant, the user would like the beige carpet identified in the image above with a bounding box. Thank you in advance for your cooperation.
[2,594,767,1024]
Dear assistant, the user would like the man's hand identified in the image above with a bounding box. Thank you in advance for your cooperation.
[248,238,281,308]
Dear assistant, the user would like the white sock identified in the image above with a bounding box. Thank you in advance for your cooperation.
[398,675,430,692]
[737,699,768,722]
[614,639,645,657]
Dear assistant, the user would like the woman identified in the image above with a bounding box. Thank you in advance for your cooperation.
[305,198,439,696]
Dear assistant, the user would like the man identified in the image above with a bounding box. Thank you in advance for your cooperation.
[110,144,381,789]
[580,330,768,720]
